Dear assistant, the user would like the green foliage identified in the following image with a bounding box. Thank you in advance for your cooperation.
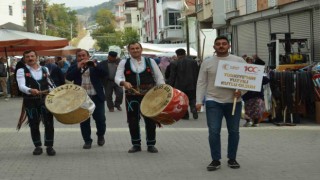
[76,0,120,23]
[122,28,140,46]
[95,9,116,33]
[45,4,78,40]
[75,0,139,51]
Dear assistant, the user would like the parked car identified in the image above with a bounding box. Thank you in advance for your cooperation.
[88,48,96,56]
[90,53,108,62]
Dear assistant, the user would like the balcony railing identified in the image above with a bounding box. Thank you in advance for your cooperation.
[160,25,184,42]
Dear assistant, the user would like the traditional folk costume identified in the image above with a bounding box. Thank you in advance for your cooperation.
[116,57,165,147]
[16,66,54,148]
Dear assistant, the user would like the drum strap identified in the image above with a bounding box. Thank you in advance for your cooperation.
[145,57,156,84]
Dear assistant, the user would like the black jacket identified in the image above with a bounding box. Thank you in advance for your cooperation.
[168,56,199,91]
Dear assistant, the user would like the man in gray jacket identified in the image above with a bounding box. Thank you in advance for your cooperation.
[100,51,123,112]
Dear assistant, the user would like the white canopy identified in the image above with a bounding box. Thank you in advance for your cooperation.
[140,43,197,57]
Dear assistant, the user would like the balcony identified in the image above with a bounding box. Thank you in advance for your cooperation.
[138,0,144,9]
[159,25,184,42]
[195,3,203,13]
[226,10,240,19]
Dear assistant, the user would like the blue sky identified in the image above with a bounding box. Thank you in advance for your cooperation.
[49,0,109,8]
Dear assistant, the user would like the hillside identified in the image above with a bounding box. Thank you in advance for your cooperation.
[76,0,121,24]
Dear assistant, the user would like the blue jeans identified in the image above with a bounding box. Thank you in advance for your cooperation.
[205,100,242,160]
[80,95,106,143]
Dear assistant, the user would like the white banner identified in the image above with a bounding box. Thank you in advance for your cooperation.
[214,60,265,92]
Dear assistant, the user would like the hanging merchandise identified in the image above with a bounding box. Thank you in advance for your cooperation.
[269,70,315,126]
[312,74,320,101]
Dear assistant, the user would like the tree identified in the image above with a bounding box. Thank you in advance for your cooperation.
[91,9,117,51]
[90,9,139,51]
[45,4,78,40]
[122,27,139,46]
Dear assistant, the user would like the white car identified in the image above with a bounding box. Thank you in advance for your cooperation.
[90,53,108,62]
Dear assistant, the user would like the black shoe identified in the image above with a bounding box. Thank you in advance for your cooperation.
[33,147,43,155]
[193,112,198,119]
[46,147,56,156]
[228,159,240,169]
[207,160,221,171]
[115,106,122,111]
[128,146,141,153]
[182,114,189,120]
[83,142,92,149]
[147,146,158,153]
[97,136,105,146]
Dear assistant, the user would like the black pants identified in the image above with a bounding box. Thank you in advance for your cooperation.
[24,97,54,147]
[182,90,197,117]
[125,95,156,146]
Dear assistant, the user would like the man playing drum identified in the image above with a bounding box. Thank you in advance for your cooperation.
[66,49,108,149]
[115,42,165,153]
[16,50,56,156]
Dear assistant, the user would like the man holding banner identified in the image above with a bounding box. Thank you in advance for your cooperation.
[196,36,247,171]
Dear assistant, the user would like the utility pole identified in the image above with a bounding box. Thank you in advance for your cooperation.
[26,0,34,32]
[186,16,190,56]
[71,23,73,40]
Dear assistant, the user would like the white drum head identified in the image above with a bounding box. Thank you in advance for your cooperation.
[45,84,87,114]
[140,84,173,118]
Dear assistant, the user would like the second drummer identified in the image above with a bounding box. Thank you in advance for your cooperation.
[115,42,165,153]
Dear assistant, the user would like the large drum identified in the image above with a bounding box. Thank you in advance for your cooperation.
[140,84,189,125]
[45,84,95,124]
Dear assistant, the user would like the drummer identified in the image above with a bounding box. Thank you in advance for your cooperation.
[16,50,56,156]
[115,42,165,153]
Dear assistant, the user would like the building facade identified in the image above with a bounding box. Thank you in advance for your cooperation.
[216,0,320,63]
[0,0,23,26]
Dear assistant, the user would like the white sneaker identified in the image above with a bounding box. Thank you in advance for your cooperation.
[252,123,259,127]
[243,121,253,127]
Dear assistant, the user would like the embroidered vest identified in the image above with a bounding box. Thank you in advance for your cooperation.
[23,66,49,97]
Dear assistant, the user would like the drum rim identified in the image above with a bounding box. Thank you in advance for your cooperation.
[140,84,173,117]
[45,84,87,114]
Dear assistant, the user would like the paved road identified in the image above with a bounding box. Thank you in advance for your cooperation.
[77,31,95,50]
[0,97,320,180]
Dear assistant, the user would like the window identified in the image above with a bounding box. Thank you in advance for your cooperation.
[9,5,13,16]
[168,12,181,26]
[225,0,237,12]
[126,14,132,23]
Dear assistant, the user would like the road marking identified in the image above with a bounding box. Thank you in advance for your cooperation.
[1,126,320,133]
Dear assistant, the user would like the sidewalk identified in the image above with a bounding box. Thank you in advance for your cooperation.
[0,98,319,180]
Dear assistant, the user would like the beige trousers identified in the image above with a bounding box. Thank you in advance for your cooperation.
[0,77,7,97]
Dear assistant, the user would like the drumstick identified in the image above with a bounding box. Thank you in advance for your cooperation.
[232,89,238,116]
[39,90,49,95]
[130,88,141,95]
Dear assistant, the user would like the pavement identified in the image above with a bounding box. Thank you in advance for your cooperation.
[0,97,320,180]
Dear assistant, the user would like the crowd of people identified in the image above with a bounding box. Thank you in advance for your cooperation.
[0,36,270,171]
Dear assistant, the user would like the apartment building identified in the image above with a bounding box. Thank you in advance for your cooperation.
[214,0,320,63]
[123,0,186,43]
[114,2,126,31]
[0,0,23,26]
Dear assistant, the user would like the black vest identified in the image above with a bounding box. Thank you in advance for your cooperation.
[124,58,155,86]
[23,66,49,97]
